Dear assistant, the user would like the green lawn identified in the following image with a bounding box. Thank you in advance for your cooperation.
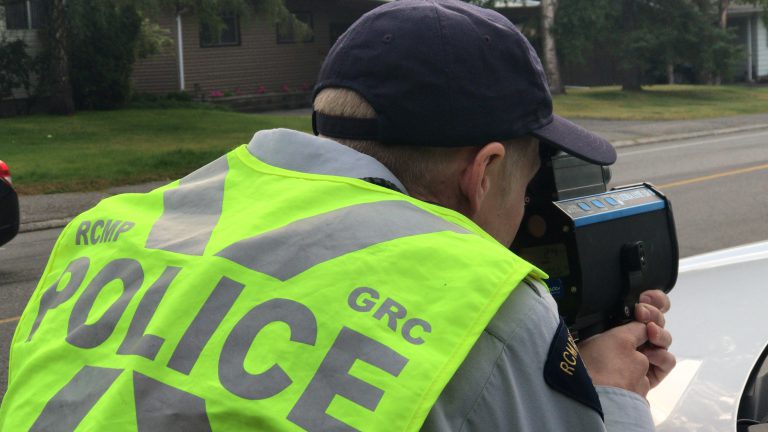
[553,85,768,120]
[2,84,768,194]
[0,108,312,194]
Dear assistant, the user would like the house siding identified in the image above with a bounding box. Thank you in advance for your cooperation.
[132,1,377,98]
[0,28,41,53]
[726,13,768,82]
[131,14,180,94]
[0,7,42,53]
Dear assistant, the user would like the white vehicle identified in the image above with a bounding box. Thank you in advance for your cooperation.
[648,240,768,432]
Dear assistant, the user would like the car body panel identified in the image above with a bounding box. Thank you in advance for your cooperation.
[0,161,19,247]
[648,240,768,432]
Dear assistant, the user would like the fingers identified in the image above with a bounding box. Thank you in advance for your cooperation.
[635,302,666,328]
[639,321,675,390]
[618,321,650,348]
[578,324,651,396]
[639,289,670,313]
[631,351,651,396]
[582,290,675,397]
[640,345,676,388]
[647,321,672,349]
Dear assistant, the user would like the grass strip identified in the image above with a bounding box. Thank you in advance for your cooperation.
[0,108,312,194]
[553,85,768,120]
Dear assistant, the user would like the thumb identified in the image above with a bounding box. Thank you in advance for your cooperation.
[612,321,649,348]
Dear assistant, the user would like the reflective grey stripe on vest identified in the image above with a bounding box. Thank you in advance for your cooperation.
[133,371,212,432]
[30,366,122,432]
[146,156,228,255]
[216,200,471,281]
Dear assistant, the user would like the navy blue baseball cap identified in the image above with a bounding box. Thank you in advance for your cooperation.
[312,0,616,165]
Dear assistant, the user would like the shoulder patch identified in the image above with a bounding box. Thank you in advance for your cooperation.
[544,317,603,419]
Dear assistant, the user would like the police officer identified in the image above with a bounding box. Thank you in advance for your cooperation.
[0,1,673,431]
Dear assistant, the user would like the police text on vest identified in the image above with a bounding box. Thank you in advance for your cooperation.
[75,219,135,245]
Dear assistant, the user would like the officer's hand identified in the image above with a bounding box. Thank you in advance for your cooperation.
[635,289,675,389]
[578,322,652,397]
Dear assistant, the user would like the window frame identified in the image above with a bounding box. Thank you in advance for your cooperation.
[4,0,31,30]
[199,14,242,48]
[4,0,45,30]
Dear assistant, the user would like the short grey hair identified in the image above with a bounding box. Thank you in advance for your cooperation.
[313,88,536,197]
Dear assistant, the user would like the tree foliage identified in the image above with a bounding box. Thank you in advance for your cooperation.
[0,39,32,99]
[67,0,143,109]
[0,38,35,114]
[136,0,310,42]
[554,0,740,89]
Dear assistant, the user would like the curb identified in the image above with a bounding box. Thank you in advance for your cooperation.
[611,123,768,148]
[19,218,72,234]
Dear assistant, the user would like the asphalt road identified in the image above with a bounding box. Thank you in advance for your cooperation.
[611,128,768,257]
[0,128,767,400]
[0,227,63,397]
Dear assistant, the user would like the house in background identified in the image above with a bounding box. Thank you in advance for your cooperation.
[729,4,768,82]
[0,0,44,108]
[132,0,386,109]
[0,0,545,113]
[132,0,539,110]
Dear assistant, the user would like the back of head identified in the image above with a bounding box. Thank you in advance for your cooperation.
[314,87,475,198]
[312,0,616,166]
[313,0,552,148]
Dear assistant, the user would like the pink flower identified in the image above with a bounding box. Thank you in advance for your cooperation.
[256,85,266,94]
[210,90,224,98]
[281,84,290,93]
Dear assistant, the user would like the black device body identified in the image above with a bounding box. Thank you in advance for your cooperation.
[511,154,679,340]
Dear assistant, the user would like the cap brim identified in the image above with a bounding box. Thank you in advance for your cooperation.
[530,115,616,165]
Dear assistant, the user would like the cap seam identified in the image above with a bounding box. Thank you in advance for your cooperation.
[337,16,366,86]
[431,1,457,144]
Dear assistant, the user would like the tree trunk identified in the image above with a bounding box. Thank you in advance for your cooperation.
[715,0,730,85]
[540,0,564,94]
[620,0,642,91]
[47,0,75,115]
[621,66,643,91]
[667,63,674,85]
[719,0,730,29]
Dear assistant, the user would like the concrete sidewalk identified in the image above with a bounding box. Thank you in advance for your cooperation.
[16,112,768,233]
[573,113,768,147]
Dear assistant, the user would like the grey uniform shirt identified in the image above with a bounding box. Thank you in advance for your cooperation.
[248,129,655,432]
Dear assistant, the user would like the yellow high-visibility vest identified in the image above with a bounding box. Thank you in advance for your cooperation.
[1,145,543,431]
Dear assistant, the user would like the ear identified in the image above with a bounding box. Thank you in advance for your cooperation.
[459,142,506,217]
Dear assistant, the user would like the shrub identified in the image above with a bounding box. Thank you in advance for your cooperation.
[0,39,32,98]
[165,91,193,102]
[128,91,228,110]
[67,0,142,110]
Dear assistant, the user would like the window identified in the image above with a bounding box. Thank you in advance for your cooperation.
[277,12,313,44]
[4,0,45,30]
[200,14,240,47]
